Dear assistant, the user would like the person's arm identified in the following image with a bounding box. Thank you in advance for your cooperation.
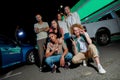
[45,49,55,58]
[34,26,39,34]
[61,47,68,58]
[43,27,49,32]
[34,23,49,33]
[84,32,92,44]
[34,27,45,33]
[75,12,81,24]
[43,23,49,32]
[60,28,64,39]
[60,41,68,66]
[80,29,92,45]
[45,43,58,57]
[38,26,49,32]
[70,38,78,55]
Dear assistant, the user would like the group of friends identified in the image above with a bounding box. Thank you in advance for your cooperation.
[33,6,106,74]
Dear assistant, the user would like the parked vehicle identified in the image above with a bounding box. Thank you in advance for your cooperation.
[71,0,120,46]
[0,34,37,69]
[83,3,120,45]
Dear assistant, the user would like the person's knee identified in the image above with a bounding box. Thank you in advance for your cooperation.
[88,44,99,57]
[65,53,73,62]
[45,57,51,65]
[72,57,82,64]
[88,44,96,49]
[72,58,76,64]
[67,52,73,59]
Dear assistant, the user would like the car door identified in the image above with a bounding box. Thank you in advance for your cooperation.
[0,35,22,68]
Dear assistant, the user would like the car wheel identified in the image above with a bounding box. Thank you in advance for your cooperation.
[96,30,110,46]
[26,50,35,64]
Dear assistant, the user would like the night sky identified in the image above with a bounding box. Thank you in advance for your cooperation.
[1,0,79,42]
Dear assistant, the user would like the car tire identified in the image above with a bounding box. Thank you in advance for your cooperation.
[96,30,111,46]
[26,50,35,64]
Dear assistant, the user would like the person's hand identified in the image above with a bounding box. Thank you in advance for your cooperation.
[58,38,63,44]
[39,28,45,31]
[70,38,76,46]
[60,56,65,67]
[34,27,40,33]
[52,47,59,53]
[80,29,85,35]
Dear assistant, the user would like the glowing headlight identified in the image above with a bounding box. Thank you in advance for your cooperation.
[18,31,24,36]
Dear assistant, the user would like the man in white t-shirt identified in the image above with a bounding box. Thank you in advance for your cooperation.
[34,14,49,71]
[64,6,81,32]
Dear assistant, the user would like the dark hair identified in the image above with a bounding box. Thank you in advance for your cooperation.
[51,19,62,38]
[56,13,61,20]
[48,32,57,36]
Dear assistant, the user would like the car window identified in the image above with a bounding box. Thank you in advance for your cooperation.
[0,35,15,46]
[115,9,120,18]
[98,13,113,21]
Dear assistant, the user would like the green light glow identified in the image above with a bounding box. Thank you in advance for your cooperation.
[71,0,114,20]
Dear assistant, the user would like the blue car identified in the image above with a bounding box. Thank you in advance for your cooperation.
[0,34,37,69]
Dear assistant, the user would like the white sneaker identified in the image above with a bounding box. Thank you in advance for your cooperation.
[39,66,43,72]
[83,60,87,66]
[67,62,71,66]
[98,64,106,74]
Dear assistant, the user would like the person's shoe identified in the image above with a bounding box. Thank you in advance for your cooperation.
[39,66,43,72]
[51,65,57,73]
[64,62,71,69]
[83,60,87,66]
[56,68,61,73]
[67,62,71,66]
[98,64,106,74]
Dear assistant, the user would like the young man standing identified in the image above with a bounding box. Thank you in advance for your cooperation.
[64,6,81,32]
[34,14,49,71]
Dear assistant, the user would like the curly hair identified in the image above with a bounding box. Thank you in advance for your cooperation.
[70,24,84,34]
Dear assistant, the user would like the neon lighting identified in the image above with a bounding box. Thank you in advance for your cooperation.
[71,0,114,20]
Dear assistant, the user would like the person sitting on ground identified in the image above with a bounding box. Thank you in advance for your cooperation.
[45,32,73,73]
[70,23,106,74]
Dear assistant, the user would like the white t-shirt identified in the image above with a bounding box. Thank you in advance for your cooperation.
[58,21,69,34]
[77,37,87,53]
[34,22,49,40]
[65,12,81,29]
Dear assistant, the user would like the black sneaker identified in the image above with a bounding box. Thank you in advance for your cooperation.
[51,65,57,73]
[64,62,71,69]
[56,68,61,73]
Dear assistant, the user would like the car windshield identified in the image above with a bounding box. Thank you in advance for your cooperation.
[0,35,16,46]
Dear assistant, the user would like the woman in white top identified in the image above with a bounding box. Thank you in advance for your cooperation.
[57,13,70,40]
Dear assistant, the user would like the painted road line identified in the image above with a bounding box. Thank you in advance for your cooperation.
[0,72,22,80]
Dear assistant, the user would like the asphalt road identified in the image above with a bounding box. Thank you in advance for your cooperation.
[0,39,120,80]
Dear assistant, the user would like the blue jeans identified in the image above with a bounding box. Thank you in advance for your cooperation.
[45,52,73,68]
